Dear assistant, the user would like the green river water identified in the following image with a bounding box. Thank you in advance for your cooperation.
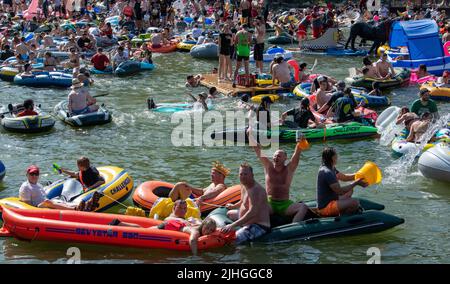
[0,48,449,264]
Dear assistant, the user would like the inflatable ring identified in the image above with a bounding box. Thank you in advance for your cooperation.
[149,198,200,220]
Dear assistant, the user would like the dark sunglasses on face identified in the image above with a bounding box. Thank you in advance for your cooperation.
[29,173,39,176]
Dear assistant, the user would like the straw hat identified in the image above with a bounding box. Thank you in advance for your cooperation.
[71,78,83,89]
[212,161,231,177]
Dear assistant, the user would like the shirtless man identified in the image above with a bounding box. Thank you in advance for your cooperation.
[247,128,309,222]
[62,35,79,52]
[253,16,266,74]
[240,0,252,25]
[376,53,396,79]
[406,112,432,143]
[358,57,380,79]
[314,76,333,110]
[169,161,230,206]
[15,37,30,60]
[396,106,419,132]
[220,163,271,244]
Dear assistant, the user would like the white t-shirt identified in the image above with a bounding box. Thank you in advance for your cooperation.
[19,181,47,207]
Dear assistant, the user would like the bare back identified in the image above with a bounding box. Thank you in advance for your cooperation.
[241,182,271,228]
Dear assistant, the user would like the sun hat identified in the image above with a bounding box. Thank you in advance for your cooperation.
[71,78,83,89]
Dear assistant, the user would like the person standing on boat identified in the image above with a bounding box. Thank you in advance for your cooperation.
[246,129,310,223]
[232,24,251,88]
[375,53,396,79]
[316,147,368,217]
[221,163,271,244]
[253,16,266,74]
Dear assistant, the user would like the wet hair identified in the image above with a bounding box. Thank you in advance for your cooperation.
[186,75,194,80]
[400,106,410,114]
[198,218,217,236]
[300,97,310,108]
[421,112,431,119]
[299,63,307,70]
[240,162,253,174]
[322,147,337,169]
[363,56,372,66]
[23,99,34,109]
[209,87,217,95]
[362,67,370,75]
[77,156,90,168]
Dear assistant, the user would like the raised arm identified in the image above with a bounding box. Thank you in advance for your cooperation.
[247,127,271,168]
[288,143,303,172]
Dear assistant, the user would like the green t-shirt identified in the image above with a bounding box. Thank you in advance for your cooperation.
[410,99,438,117]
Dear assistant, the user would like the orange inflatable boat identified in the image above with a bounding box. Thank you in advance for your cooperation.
[148,40,179,53]
[132,181,241,214]
[0,206,234,251]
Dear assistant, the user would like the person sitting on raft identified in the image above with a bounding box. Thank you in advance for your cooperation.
[357,56,381,79]
[314,76,334,110]
[19,165,101,211]
[91,48,111,72]
[185,74,203,88]
[435,71,449,87]
[271,54,296,89]
[112,46,129,70]
[316,147,368,217]
[376,53,396,80]
[245,128,310,223]
[67,78,99,116]
[57,156,105,192]
[317,80,347,114]
[416,64,431,80]
[406,112,432,143]
[19,63,34,78]
[310,75,335,93]
[327,87,360,123]
[43,51,58,72]
[280,98,319,128]
[16,99,38,117]
[396,106,419,132]
[221,163,271,244]
[136,43,153,64]
[109,200,218,255]
[298,63,311,83]
[410,88,439,121]
[168,161,230,206]
[65,47,80,69]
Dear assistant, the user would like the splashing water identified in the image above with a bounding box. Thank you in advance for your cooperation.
[383,113,450,186]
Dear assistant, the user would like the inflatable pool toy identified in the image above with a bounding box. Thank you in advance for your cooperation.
[391,128,449,157]
[1,105,55,133]
[0,166,133,212]
[0,207,234,251]
[149,198,200,220]
[132,181,241,215]
[176,40,196,52]
[418,142,450,183]
[190,43,219,59]
[0,161,5,182]
[14,72,73,88]
[150,100,213,113]
[419,81,450,101]
[251,94,280,103]
[0,67,21,82]
[345,68,410,90]
[207,199,404,243]
[409,72,436,85]
[148,41,178,53]
[211,122,379,143]
[249,46,293,62]
[299,48,367,57]
[293,82,390,107]
[90,61,155,75]
[354,161,383,185]
[54,101,112,127]
[376,106,400,134]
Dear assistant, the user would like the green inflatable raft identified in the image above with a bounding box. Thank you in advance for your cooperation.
[211,122,378,143]
[345,68,410,90]
[207,199,404,243]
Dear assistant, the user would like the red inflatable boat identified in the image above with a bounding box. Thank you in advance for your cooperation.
[132,181,241,214]
[0,207,234,251]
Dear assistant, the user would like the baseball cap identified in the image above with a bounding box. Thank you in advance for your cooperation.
[27,165,40,174]
[419,88,430,95]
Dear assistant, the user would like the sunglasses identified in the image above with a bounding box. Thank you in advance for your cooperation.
[29,173,39,176]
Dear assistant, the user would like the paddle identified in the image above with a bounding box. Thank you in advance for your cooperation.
[0,104,14,116]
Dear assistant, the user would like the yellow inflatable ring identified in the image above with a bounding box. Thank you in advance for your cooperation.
[149,198,200,220]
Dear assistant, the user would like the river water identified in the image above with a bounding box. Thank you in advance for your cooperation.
[0,47,449,264]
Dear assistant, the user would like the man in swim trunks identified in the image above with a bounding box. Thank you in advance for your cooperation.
[376,53,396,79]
[253,16,266,74]
[271,54,296,89]
[67,78,99,115]
[316,147,368,217]
[169,161,230,206]
[221,163,271,244]
[247,129,310,222]
[232,24,252,88]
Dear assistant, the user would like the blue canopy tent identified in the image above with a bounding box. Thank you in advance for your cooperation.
[388,20,449,75]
